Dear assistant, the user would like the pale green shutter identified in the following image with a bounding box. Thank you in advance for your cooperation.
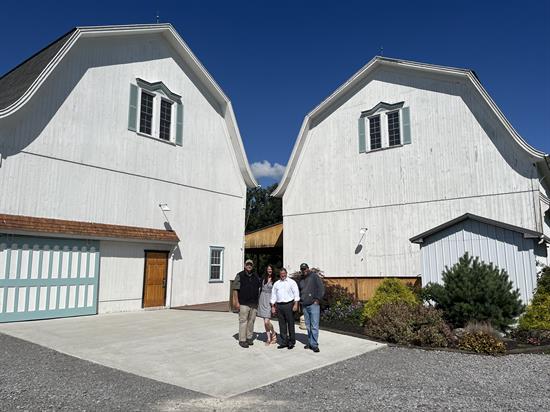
[175,102,183,146]
[128,84,138,131]
[402,107,411,145]
[358,117,366,153]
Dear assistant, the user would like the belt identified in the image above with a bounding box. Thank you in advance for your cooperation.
[277,300,294,305]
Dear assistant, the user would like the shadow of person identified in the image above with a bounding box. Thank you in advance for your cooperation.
[232,332,271,343]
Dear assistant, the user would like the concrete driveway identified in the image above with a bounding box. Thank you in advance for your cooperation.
[0,310,383,398]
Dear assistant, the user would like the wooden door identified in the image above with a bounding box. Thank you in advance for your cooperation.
[143,251,169,308]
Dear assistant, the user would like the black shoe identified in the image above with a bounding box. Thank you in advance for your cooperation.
[247,339,254,346]
[304,345,310,350]
[288,344,295,350]
[277,344,287,349]
[312,346,320,353]
[239,341,249,348]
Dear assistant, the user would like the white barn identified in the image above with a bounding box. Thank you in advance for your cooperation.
[0,24,257,322]
[273,57,550,303]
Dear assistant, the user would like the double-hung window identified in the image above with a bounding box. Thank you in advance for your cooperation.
[209,247,224,282]
[368,114,382,150]
[128,78,184,146]
[139,91,154,135]
[359,102,411,153]
[387,110,401,146]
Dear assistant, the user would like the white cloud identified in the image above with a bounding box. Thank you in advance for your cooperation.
[250,160,286,181]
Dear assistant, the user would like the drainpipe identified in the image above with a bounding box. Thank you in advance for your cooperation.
[168,243,177,308]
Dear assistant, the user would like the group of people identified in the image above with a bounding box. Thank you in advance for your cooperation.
[232,259,325,352]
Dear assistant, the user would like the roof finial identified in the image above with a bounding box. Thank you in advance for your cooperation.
[379,45,384,56]
[156,10,160,24]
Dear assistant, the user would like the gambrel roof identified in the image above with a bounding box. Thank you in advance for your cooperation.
[0,24,257,188]
[272,56,549,197]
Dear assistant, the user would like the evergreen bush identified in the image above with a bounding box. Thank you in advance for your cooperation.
[361,278,418,322]
[423,253,523,331]
[518,267,550,331]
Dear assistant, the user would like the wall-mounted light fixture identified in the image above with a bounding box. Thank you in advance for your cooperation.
[158,203,173,230]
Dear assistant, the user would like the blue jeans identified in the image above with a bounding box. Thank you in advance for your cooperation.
[303,303,320,348]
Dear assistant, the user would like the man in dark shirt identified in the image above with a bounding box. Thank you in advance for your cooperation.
[232,259,261,348]
[299,263,325,352]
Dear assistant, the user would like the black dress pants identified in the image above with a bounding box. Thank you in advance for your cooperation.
[277,301,295,346]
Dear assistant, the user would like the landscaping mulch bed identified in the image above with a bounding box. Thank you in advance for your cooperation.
[321,320,550,355]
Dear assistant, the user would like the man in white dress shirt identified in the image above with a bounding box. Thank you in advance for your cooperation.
[270,268,300,349]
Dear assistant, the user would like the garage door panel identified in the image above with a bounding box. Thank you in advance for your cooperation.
[0,235,99,322]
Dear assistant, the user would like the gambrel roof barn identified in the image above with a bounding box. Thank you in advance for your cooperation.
[274,56,550,303]
[0,24,256,321]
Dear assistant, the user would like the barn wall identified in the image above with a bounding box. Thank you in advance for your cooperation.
[282,65,543,279]
[0,33,248,306]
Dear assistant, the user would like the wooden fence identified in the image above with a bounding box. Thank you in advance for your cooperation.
[323,276,421,301]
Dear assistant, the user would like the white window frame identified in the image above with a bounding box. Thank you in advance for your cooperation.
[209,246,224,283]
[363,102,405,153]
[137,89,177,143]
[386,109,402,147]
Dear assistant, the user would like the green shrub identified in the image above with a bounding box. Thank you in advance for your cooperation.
[364,301,452,347]
[362,278,418,321]
[518,267,550,331]
[423,253,523,331]
[458,332,506,355]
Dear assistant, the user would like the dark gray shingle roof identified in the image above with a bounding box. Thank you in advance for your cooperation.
[0,29,76,110]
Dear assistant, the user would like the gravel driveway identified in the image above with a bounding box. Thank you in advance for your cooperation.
[1,332,549,411]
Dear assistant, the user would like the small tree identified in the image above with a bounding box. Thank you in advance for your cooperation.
[361,278,418,322]
[423,253,523,331]
[518,266,550,330]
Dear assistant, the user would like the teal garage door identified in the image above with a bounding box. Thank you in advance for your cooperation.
[0,234,100,322]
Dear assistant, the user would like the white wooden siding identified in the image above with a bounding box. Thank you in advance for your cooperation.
[0,33,247,306]
[282,66,545,281]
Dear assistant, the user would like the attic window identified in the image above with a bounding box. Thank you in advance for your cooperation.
[358,102,411,153]
[387,111,401,146]
[139,91,154,135]
[128,79,184,146]
[159,100,173,141]
[369,115,382,150]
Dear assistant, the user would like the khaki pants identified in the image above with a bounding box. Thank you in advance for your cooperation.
[238,304,257,342]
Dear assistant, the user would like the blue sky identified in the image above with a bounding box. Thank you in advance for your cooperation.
[1,1,549,187]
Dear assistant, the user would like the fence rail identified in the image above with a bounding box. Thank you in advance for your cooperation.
[323,276,421,301]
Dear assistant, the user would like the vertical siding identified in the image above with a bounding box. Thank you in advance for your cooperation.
[421,219,537,304]
[0,34,248,307]
[282,65,541,280]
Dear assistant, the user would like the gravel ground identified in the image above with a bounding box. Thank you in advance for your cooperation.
[2,333,549,411]
[0,333,204,411]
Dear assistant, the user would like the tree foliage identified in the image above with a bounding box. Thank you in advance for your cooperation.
[245,184,282,232]
[361,278,418,322]
[518,266,550,330]
[423,253,524,331]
